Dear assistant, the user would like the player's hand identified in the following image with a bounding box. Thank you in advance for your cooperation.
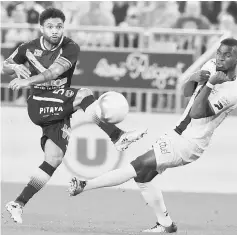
[209,71,228,85]
[11,64,31,79]
[190,70,210,83]
[9,78,31,91]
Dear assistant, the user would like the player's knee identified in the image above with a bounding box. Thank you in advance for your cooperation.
[45,152,63,168]
[76,88,94,99]
[44,141,64,168]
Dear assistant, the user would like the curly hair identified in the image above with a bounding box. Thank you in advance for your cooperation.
[39,8,65,25]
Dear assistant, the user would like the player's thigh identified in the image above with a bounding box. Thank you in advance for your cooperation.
[41,118,71,158]
[73,88,94,111]
[153,134,187,174]
[44,138,64,168]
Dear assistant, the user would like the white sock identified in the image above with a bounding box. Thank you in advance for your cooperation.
[84,164,137,191]
[137,180,173,227]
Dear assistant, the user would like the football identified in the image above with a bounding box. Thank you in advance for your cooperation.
[96,91,129,124]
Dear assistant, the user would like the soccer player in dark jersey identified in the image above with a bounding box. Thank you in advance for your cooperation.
[3,8,146,224]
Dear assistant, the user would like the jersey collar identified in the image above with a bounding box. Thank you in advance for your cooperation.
[40,36,64,51]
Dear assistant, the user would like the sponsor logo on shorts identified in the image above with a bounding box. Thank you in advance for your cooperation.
[157,138,171,154]
[39,106,63,114]
[214,101,224,110]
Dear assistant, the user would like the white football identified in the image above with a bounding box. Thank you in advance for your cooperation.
[96,91,129,124]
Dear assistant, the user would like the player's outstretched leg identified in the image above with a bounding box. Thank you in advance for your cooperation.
[68,164,137,196]
[68,149,158,197]
[74,89,147,151]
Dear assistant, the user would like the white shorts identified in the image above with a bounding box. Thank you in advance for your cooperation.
[152,130,203,174]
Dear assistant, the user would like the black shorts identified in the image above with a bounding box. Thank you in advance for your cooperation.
[40,118,71,155]
[27,88,78,154]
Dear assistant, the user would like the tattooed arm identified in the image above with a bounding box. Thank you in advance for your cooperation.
[28,59,70,85]
[8,59,71,90]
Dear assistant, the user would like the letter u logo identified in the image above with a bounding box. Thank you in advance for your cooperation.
[76,138,107,166]
[63,122,124,179]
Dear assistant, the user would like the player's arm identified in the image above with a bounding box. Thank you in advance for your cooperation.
[9,60,72,90]
[28,41,80,85]
[28,61,68,85]
[181,70,210,97]
[9,41,80,90]
[2,45,30,79]
[2,57,19,75]
[189,72,229,119]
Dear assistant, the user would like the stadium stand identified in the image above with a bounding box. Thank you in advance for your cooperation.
[1,1,236,115]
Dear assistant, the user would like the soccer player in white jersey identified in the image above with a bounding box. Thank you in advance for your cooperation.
[68,38,237,233]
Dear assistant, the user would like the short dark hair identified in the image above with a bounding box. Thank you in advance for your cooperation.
[221,38,237,47]
[39,8,65,25]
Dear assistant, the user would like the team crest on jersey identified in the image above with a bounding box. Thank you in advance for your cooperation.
[65,90,74,98]
[34,49,43,57]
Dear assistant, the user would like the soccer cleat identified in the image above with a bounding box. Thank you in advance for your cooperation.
[142,222,177,233]
[68,177,87,196]
[114,129,148,151]
[5,201,23,224]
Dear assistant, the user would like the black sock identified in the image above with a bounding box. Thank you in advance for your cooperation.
[81,96,124,142]
[90,111,123,142]
[15,161,56,206]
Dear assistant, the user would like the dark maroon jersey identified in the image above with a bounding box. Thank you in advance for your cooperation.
[9,36,80,94]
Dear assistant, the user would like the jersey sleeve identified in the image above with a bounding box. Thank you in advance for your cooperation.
[55,41,80,68]
[208,88,237,115]
[9,43,27,64]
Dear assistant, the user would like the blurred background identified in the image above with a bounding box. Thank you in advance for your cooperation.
[1,1,237,112]
[1,1,237,192]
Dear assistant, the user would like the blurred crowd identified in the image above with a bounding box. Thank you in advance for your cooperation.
[1,1,237,50]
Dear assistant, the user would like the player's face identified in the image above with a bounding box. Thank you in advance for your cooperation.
[216,44,237,71]
[41,18,64,45]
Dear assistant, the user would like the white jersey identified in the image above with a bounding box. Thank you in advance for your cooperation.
[175,58,237,159]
